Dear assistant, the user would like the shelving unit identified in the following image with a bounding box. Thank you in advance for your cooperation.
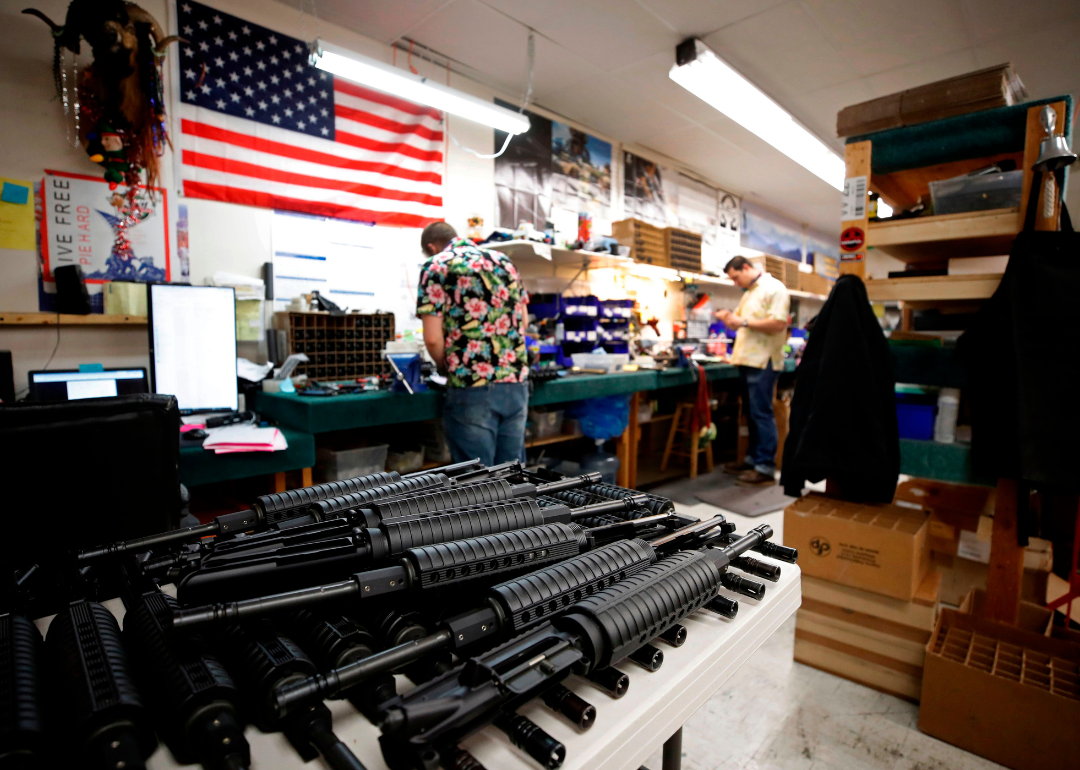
[867,207,1020,262]
[0,311,147,326]
[865,273,1002,306]
[843,97,1073,627]
[524,431,586,449]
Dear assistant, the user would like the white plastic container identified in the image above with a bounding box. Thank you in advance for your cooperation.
[570,353,629,373]
[934,388,961,444]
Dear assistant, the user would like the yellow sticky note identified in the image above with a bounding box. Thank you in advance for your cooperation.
[0,177,35,251]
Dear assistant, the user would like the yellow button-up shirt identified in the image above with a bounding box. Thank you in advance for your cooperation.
[730,271,790,369]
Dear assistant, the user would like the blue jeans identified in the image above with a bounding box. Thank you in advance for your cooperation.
[442,381,529,466]
[739,361,779,474]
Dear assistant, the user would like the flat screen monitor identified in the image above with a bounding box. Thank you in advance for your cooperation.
[28,368,149,402]
[148,284,238,413]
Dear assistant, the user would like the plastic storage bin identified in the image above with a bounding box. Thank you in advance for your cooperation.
[527,408,565,440]
[929,169,1023,216]
[895,395,936,441]
[315,444,389,482]
[570,353,629,373]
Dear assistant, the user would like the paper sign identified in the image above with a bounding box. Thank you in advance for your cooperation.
[841,175,867,221]
[957,529,992,564]
[40,171,169,283]
[0,177,35,251]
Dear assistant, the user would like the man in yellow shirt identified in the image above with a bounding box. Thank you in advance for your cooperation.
[715,256,791,486]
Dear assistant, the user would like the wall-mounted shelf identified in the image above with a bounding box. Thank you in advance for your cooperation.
[0,311,147,326]
[867,208,1020,262]
[865,273,1002,306]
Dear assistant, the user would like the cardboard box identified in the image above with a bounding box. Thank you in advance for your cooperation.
[933,543,1052,606]
[795,570,940,701]
[918,608,1080,770]
[960,588,1054,636]
[784,494,930,601]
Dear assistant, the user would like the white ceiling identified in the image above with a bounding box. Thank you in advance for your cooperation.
[292,0,1080,235]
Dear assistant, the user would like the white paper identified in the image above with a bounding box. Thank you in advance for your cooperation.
[532,243,552,260]
[237,357,273,382]
[957,529,992,564]
[841,175,867,221]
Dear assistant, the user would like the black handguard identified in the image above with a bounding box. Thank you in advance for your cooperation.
[267,538,657,717]
[0,613,47,768]
[45,601,158,770]
[375,527,778,769]
[213,622,368,770]
[77,470,407,561]
[174,496,639,607]
[121,590,250,770]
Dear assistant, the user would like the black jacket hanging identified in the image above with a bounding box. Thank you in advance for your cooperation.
[781,274,899,502]
[959,178,1079,491]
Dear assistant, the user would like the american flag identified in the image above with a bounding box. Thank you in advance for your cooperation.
[176,0,444,227]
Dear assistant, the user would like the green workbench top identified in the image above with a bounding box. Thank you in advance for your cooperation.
[178,426,316,487]
[253,361,786,433]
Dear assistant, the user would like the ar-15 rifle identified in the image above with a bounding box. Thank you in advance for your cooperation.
[171,508,675,630]
[0,566,47,769]
[118,563,251,770]
[212,621,368,770]
[374,525,784,770]
[76,470,428,562]
[266,517,752,719]
[45,599,159,770]
[173,495,654,605]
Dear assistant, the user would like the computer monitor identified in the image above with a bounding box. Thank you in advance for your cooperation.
[148,284,239,413]
[28,368,149,402]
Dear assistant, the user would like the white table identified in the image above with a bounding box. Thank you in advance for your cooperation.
[110,563,800,770]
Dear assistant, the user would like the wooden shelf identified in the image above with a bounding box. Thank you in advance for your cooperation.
[865,272,1002,306]
[867,208,1020,262]
[0,311,147,326]
[525,432,586,448]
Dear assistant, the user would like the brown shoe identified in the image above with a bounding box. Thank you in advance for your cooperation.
[735,469,776,487]
[723,461,754,475]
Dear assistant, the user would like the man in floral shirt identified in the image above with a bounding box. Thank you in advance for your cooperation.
[417,222,529,465]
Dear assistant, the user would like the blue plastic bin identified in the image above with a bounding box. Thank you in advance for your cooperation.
[895,394,936,440]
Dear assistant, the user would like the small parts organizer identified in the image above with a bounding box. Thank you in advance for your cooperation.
[284,312,395,380]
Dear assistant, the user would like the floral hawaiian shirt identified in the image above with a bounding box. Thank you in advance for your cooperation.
[416,238,529,388]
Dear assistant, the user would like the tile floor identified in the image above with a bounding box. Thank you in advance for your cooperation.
[639,499,1005,770]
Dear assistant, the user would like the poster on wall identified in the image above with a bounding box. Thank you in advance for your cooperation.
[741,205,803,262]
[271,210,426,336]
[623,152,666,225]
[493,103,552,230]
[39,170,169,311]
[551,121,612,217]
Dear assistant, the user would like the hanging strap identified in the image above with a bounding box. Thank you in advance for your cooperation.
[1023,168,1073,232]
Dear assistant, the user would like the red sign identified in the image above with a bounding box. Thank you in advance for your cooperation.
[840,227,865,251]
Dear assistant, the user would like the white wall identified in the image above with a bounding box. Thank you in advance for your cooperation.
[0,0,497,393]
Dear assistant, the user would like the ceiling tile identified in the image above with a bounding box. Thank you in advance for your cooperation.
[702,3,850,101]
[960,0,1080,43]
[405,0,601,97]
[539,75,691,143]
[972,17,1080,101]
[861,48,981,100]
[481,0,679,72]
[787,79,877,149]
[278,0,454,44]
[801,0,974,77]
[609,50,727,125]
[634,0,789,37]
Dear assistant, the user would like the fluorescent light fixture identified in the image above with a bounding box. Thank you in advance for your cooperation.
[669,39,845,191]
[310,39,530,135]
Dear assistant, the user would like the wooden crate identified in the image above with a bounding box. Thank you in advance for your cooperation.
[664,227,703,273]
[280,311,395,381]
[751,255,800,290]
[799,272,832,297]
[612,218,668,266]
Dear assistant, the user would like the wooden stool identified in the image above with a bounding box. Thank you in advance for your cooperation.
[661,402,714,479]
